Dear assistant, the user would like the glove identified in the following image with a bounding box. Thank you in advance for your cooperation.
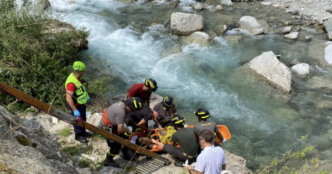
[73,110,81,117]
[158,124,162,128]
[88,97,91,104]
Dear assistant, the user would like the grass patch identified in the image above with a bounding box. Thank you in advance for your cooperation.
[62,144,93,157]
[79,158,90,168]
[92,134,106,141]
[93,160,104,171]
[59,128,72,137]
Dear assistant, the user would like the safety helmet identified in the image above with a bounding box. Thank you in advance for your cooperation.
[194,108,210,120]
[73,61,86,72]
[172,115,185,126]
[163,96,174,108]
[126,97,143,111]
[145,78,158,92]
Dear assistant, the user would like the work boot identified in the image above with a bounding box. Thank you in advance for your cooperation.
[174,161,184,167]
[75,134,87,143]
[104,153,120,167]
[121,149,133,160]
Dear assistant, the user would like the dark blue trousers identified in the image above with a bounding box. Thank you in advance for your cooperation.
[67,104,86,135]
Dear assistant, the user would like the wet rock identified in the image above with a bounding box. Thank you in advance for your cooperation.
[182,31,210,46]
[284,32,299,40]
[325,41,332,65]
[291,10,300,15]
[162,43,182,57]
[314,100,332,110]
[291,63,310,78]
[272,4,280,8]
[323,19,332,40]
[215,24,227,35]
[283,21,293,26]
[170,12,204,35]
[221,0,233,6]
[306,76,332,90]
[207,30,217,38]
[245,51,292,93]
[326,8,332,14]
[305,36,312,41]
[274,26,292,34]
[257,20,270,33]
[290,59,300,66]
[36,0,51,10]
[193,3,203,11]
[238,16,264,35]
[294,26,301,31]
[215,5,223,11]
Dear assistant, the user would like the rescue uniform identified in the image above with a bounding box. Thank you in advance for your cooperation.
[126,104,152,132]
[65,73,89,136]
[153,102,177,126]
[127,83,151,104]
[99,102,132,156]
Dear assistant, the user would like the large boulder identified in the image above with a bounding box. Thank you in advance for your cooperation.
[238,16,264,35]
[170,12,204,35]
[246,51,292,93]
[323,19,332,40]
[182,31,210,46]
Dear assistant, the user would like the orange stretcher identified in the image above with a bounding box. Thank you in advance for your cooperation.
[128,125,231,153]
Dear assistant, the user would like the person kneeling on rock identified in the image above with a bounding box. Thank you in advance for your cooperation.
[99,97,143,167]
[151,115,198,167]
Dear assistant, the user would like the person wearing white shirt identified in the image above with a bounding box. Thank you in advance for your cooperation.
[187,130,226,174]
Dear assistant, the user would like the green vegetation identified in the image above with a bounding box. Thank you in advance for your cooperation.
[258,136,328,174]
[61,144,93,157]
[0,0,115,114]
[79,158,90,168]
[59,128,72,137]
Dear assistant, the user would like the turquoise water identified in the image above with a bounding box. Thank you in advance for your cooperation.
[50,0,332,170]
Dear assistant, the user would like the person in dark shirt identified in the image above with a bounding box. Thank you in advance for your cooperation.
[125,104,154,133]
[151,115,198,167]
[193,108,223,142]
[127,78,158,107]
[153,96,178,127]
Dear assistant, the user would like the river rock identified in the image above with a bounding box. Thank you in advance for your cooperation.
[246,51,292,93]
[215,24,227,35]
[238,16,264,35]
[291,63,310,78]
[44,20,88,50]
[182,31,210,46]
[193,3,203,11]
[325,41,332,65]
[162,43,182,57]
[274,26,292,34]
[306,76,332,90]
[215,5,223,11]
[257,20,270,33]
[314,100,332,110]
[305,36,312,41]
[35,0,51,10]
[221,0,233,6]
[170,12,204,35]
[284,32,299,40]
[323,19,332,40]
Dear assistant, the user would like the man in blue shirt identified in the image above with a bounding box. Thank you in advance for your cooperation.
[187,130,226,174]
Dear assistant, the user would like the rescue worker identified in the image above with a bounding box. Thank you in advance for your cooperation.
[153,96,177,127]
[127,78,158,107]
[99,97,143,167]
[65,61,91,143]
[193,108,223,142]
[151,115,198,167]
[126,104,153,133]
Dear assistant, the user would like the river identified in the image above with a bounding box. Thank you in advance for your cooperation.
[50,0,332,171]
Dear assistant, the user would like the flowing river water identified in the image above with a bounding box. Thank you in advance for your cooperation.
[50,0,332,171]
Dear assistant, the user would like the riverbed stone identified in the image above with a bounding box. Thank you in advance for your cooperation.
[306,76,332,89]
[314,100,332,110]
[193,3,203,11]
[284,32,299,40]
[257,20,270,33]
[170,12,204,35]
[291,63,310,78]
[215,5,223,11]
[305,36,312,41]
[182,31,210,46]
[323,19,332,40]
[162,43,182,57]
[215,24,227,35]
[238,16,264,35]
[221,0,233,6]
[246,51,292,93]
[274,26,292,34]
